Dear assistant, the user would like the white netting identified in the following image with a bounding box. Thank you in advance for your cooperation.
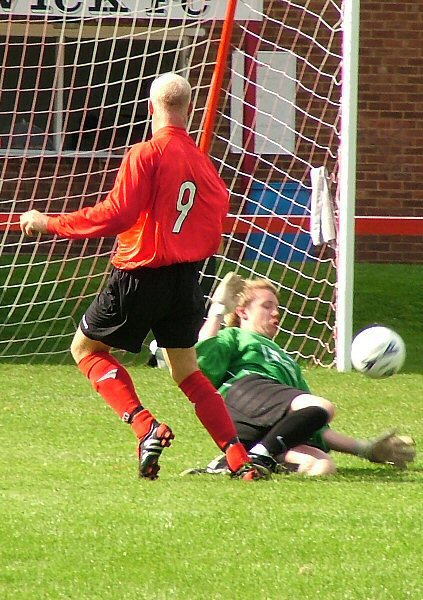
[0,0,344,364]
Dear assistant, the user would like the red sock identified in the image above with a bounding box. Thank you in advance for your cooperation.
[225,442,252,473]
[78,352,155,440]
[179,370,250,471]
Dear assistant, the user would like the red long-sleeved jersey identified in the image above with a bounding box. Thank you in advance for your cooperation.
[47,126,229,269]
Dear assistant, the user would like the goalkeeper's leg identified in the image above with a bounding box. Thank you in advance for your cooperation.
[250,394,334,458]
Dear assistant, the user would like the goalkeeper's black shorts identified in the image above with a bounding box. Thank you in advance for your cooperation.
[79,262,205,353]
[224,374,305,448]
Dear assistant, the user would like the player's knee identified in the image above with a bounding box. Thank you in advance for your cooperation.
[315,397,335,422]
[70,328,99,364]
[292,393,335,423]
[164,347,198,385]
[70,332,83,364]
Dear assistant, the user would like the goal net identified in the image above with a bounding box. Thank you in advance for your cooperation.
[0,0,352,366]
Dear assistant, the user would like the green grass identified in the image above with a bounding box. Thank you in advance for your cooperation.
[1,258,422,369]
[1,256,337,363]
[0,262,422,599]
[0,255,109,361]
[0,366,422,599]
[352,264,423,373]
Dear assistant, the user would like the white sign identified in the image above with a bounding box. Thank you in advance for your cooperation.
[0,0,263,20]
[231,50,296,155]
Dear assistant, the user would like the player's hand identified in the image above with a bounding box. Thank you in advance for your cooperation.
[210,272,245,315]
[20,210,49,236]
[367,430,416,469]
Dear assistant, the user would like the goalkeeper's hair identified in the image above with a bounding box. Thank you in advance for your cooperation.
[225,278,279,327]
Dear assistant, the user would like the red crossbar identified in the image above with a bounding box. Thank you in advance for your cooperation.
[225,215,423,236]
[1,213,422,236]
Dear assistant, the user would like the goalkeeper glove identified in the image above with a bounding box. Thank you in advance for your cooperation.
[355,429,416,469]
[208,272,245,318]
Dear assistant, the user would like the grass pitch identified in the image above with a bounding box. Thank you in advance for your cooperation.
[0,263,422,599]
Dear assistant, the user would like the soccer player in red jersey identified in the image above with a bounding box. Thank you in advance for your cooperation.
[20,73,268,481]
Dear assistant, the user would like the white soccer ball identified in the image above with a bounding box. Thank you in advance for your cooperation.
[351,325,406,379]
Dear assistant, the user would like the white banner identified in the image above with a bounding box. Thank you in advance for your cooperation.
[230,50,296,155]
[0,0,263,21]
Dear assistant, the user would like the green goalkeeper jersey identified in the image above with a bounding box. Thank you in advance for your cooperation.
[196,327,311,397]
[196,327,329,453]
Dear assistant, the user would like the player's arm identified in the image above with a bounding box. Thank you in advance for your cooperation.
[198,272,245,341]
[196,330,235,389]
[20,148,150,239]
[323,429,364,454]
[323,428,416,469]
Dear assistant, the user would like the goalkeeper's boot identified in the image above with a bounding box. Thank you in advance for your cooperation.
[180,455,229,476]
[138,421,174,480]
[230,462,272,481]
[248,453,279,473]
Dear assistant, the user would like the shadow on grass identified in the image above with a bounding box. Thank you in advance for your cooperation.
[316,466,422,483]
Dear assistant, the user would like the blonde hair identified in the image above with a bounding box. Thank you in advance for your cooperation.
[225,278,279,327]
[149,72,192,112]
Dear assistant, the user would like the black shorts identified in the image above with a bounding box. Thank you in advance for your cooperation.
[80,262,205,353]
[224,374,306,448]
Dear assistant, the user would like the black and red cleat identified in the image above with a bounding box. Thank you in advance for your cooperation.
[138,422,174,480]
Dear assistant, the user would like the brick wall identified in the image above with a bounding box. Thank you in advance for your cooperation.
[211,1,423,263]
[1,2,422,263]
[356,0,423,262]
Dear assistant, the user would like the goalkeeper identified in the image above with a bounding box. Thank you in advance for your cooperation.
[19,73,266,482]
[186,273,416,476]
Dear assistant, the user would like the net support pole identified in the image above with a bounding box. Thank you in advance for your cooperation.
[336,0,360,371]
[199,0,238,154]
